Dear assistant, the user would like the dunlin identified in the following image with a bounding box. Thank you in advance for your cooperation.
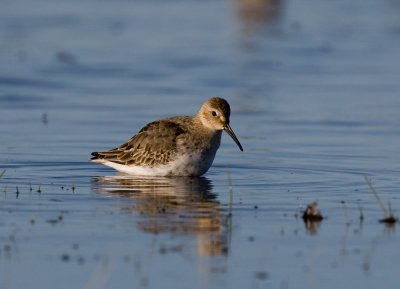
[91,97,243,176]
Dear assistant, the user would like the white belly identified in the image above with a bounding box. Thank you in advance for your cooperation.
[93,148,218,177]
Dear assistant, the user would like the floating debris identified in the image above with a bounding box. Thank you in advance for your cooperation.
[0,170,5,178]
[379,214,397,224]
[301,201,324,234]
[302,200,324,221]
[364,176,397,225]
[379,200,397,225]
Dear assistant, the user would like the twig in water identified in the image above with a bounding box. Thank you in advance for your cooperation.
[364,176,397,224]
[364,177,388,215]
[340,201,351,226]
[226,168,233,215]
[358,205,364,222]
[226,168,234,248]
[226,169,233,193]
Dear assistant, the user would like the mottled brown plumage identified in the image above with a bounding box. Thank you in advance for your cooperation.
[91,97,243,176]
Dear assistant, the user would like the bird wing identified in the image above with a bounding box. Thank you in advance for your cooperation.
[91,120,187,167]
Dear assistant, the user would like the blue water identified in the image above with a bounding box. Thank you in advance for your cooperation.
[1,0,400,288]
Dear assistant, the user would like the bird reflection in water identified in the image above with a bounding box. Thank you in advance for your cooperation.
[92,175,230,256]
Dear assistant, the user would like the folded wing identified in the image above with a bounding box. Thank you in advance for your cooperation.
[91,120,187,167]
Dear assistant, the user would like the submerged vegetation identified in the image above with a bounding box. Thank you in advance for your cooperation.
[1,180,78,198]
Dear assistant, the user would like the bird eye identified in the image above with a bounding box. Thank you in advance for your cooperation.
[211,111,217,117]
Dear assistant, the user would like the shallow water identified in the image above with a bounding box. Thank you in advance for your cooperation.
[1,0,400,288]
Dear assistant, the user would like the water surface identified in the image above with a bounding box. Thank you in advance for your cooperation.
[1,0,400,288]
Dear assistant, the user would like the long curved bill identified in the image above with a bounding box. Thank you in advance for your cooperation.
[224,124,243,151]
